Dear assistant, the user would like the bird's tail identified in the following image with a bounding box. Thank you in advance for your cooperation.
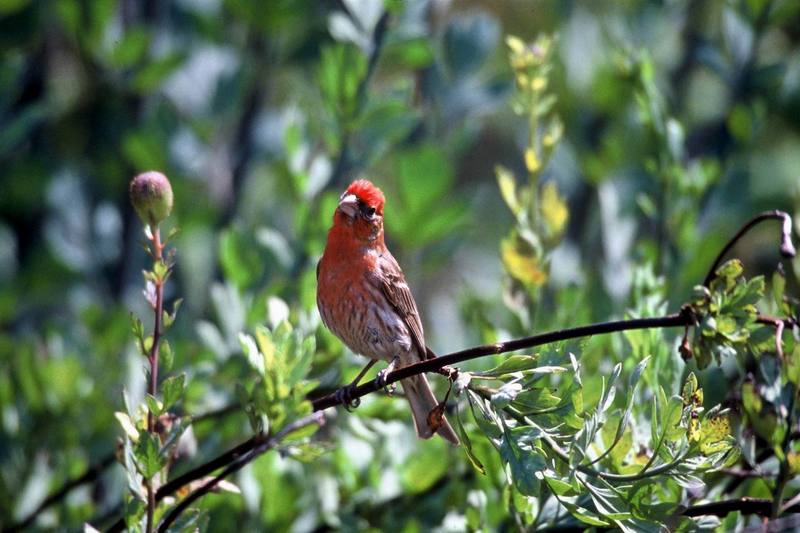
[402,374,459,445]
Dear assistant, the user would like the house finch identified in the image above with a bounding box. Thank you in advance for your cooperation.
[316,179,459,444]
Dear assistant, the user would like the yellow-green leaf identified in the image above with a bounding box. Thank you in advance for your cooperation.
[501,237,547,287]
[540,182,568,238]
[496,165,520,215]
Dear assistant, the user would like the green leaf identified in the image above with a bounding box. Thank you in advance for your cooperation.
[544,474,576,496]
[383,36,435,68]
[134,432,163,478]
[608,418,633,469]
[395,145,454,217]
[496,165,520,215]
[582,478,635,524]
[772,270,786,310]
[467,391,502,439]
[560,500,611,527]
[166,508,206,533]
[109,27,150,68]
[786,345,800,385]
[280,417,320,443]
[286,335,314,388]
[160,339,173,374]
[133,52,186,92]
[145,394,162,416]
[219,227,263,290]
[597,363,621,414]
[153,260,169,282]
[454,406,486,475]
[123,495,145,528]
[715,259,743,286]
[130,314,145,348]
[240,333,264,376]
[400,439,450,494]
[159,417,188,459]
[512,387,561,412]
[161,373,186,411]
[663,395,685,441]
[354,98,420,162]
[500,424,543,496]
[317,43,367,123]
[474,354,539,378]
[162,298,183,329]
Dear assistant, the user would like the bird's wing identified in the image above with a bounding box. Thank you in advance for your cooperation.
[373,252,427,356]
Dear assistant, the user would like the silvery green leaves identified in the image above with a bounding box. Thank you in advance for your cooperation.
[690,259,767,368]
[461,353,738,530]
[238,320,317,438]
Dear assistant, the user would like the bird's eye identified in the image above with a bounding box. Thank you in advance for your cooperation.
[366,206,376,217]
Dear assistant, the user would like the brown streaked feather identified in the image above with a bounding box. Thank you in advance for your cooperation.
[372,252,427,356]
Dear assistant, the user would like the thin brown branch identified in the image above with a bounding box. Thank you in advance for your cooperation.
[310,310,694,411]
[156,412,325,532]
[703,210,795,287]
[145,226,164,533]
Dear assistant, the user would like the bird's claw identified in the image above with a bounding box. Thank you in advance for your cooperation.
[437,365,459,382]
[375,369,397,396]
[335,384,361,411]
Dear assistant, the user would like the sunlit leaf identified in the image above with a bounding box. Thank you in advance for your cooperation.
[474,354,539,378]
[116,412,140,441]
[501,235,547,287]
[540,182,569,239]
[455,406,486,475]
[134,432,163,478]
[162,373,186,411]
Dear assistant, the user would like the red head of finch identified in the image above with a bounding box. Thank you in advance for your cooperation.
[316,179,458,444]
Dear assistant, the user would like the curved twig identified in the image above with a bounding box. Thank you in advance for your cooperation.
[703,210,795,287]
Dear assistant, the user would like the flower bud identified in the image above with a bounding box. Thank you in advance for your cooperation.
[130,171,173,227]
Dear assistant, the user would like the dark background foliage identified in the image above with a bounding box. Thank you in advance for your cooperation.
[2,0,800,530]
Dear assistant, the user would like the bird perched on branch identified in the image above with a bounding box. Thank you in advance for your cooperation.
[316,179,458,444]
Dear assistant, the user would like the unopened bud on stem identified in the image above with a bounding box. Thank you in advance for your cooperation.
[130,171,173,228]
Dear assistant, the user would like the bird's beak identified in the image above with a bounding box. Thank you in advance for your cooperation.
[338,193,358,218]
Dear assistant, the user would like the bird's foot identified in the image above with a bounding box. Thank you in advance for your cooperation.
[375,356,399,396]
[437,365,459,382]
[335,384,361,411]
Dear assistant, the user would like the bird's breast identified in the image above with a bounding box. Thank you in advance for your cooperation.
[317,263,413,362]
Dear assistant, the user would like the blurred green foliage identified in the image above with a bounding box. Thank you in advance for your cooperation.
[3,0,800,531]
